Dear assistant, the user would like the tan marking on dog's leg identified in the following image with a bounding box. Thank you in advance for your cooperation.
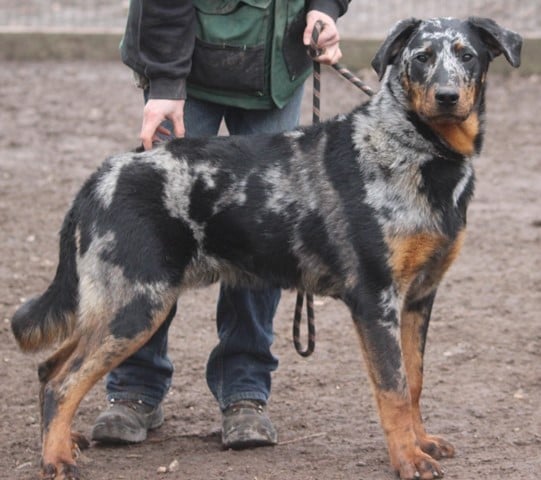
[355,329,443,480]
[373,381,444,479]
[401,307,455,461]
[40,299,177,480]
[39,339,79,385]
[397,232,465,463]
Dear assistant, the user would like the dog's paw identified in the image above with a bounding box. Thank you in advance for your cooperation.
[41,462,80,480]
[393,448,445,480]
[419,434,455,460]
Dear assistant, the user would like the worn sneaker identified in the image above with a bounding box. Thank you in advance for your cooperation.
[91,399,164,444]
[222,400,278,450]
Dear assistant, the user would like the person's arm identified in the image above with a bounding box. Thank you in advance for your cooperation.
[121,0,196,149]
[304,0,350,65]
[308,0,349,22]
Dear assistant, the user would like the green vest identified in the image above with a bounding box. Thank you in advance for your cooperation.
[188,0,312,109]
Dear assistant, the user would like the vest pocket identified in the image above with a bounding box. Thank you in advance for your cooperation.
[188,38,266,94]
[189,0,272,95]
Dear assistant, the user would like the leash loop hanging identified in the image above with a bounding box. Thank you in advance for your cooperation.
[293,291,316,357]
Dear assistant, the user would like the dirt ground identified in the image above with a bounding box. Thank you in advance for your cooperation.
[0,61,540,480]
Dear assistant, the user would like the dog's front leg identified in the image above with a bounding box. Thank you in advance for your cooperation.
[352,300,444,480]
[402,293,455,461]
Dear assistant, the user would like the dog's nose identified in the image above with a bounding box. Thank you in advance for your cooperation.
[435,87,460,107]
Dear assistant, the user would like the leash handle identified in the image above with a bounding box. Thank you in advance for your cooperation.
[308,19,325,59]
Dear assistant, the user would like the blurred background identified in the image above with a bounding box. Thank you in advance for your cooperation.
[0,0,538,72]
[0,0,539,37]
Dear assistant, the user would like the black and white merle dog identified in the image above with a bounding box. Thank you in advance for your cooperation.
[12,17,521,480]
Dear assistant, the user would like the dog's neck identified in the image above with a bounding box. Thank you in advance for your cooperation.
[427,114,480,157]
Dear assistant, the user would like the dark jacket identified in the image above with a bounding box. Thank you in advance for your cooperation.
[121,0,349,109]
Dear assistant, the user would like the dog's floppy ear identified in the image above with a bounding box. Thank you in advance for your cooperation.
[468,17,522,67]
[371,17,422,80]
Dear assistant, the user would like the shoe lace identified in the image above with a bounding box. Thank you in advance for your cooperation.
[109,398,150,412]
[228,400,264,414]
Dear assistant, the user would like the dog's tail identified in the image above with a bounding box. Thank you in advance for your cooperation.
[11,206,79,352]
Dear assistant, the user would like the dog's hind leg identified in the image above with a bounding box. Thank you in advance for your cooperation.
[350,297,444,480]
[402,292,455,461]
[38,293,178,480]
[37,338,90,459]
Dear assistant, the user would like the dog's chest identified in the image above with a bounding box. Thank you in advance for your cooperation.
[351,99,475,234]
[351,119,473,296]
[354,125,474,238]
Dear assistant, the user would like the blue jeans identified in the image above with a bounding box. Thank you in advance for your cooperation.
[106,87,304,410]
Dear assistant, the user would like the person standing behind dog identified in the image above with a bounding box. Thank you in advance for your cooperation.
[91,0,349,449]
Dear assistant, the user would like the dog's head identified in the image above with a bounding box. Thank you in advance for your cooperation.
[372,17,522,124]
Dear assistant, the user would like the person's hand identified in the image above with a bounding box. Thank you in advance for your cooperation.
[303,10,342,65]
[140,98,186,150]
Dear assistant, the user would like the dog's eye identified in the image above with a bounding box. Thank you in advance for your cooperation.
[415,53,430,63]
[461,52,474,62]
